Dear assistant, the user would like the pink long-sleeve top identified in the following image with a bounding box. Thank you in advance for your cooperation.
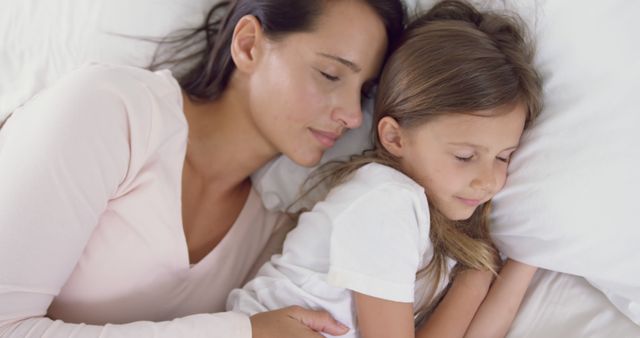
[0,63,281,337]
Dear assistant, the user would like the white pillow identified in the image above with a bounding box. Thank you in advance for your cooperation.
[0,0,218,118]
[487,0,640,325]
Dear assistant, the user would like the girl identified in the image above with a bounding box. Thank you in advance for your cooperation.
[0,1,405,337]
[227,1,543,337]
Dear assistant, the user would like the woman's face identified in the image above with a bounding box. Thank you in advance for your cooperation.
[248,0,388,167]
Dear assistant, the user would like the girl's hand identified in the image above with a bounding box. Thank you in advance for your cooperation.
[463,259,538,338]
[417,268,494,338]
[250,305,349,338]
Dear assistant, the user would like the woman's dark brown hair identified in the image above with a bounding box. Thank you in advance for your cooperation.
[151,0,406,103]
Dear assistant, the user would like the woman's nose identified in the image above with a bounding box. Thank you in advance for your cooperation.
[332,93,364,129]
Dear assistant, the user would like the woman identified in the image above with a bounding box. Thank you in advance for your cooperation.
[0,0,405,337]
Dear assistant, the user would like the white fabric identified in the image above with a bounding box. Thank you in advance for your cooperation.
[0,0,219,118]
[506,269,640,338]
[0,63,286,337]
[482,0,640,325]
[228,163,454,337]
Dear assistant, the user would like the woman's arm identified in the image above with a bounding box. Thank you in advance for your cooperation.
[1,68,249,338]
[0,66,347,338]
[416,269,494,338]
[463,259,537,338]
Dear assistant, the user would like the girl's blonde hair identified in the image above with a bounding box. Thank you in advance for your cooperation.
[304,0,542,325]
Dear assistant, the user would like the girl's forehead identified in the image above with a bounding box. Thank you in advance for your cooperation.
[418,107,527,146]
[431,104,527,129]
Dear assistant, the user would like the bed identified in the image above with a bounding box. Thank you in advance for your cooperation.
[2,0,639,336]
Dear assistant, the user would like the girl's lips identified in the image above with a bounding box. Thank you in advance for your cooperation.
[310,128,339,148]
[456,197,482,206]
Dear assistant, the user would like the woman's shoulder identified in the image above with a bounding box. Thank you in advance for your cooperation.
[6,62,188,175]
[45,62,186,137]
[59,62,181,102]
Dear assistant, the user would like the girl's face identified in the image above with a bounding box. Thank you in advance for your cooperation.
[247,0,388,167]
[399,105,528,221]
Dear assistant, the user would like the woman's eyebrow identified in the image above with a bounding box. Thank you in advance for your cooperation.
[317,52,361,73]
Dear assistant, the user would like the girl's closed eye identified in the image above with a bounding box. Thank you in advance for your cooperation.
[497,150,517,163]
[455,154,474,162]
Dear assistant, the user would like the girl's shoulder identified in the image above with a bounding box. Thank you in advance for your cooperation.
[350,162,423,194]
[323,162,428,215]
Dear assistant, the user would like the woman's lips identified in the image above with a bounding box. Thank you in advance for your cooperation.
[310,128,339,148]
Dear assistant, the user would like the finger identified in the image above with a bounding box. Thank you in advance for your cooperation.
[287,306,350,336]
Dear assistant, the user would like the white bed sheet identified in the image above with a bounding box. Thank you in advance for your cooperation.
[508,269,640,338]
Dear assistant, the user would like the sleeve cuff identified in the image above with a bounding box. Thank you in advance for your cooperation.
[203,311,252,338]
[327,266,414,303]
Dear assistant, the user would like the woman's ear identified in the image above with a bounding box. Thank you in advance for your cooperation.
[230,15,264,73]
[378,116,405,158]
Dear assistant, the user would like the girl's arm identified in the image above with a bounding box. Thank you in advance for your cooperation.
[354,292,415,338]
[416,269,494,338]
[354,269,493,338]
[463,259,537,338]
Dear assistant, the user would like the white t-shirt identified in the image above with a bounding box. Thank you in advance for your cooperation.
[0,63,281,338]
[227,163,456,337]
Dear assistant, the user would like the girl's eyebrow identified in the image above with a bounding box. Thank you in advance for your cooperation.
[317,52,361,73]
[448,142,518,152]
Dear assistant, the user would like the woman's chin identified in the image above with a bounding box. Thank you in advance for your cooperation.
[287,150,324,168]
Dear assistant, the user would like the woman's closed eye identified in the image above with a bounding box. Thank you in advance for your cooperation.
[361,81,376,99]
[496,156,510,163]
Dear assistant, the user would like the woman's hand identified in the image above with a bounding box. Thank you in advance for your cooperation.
[250,305,349,338]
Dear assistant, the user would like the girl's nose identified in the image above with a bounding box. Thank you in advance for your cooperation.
[471,164,498,193]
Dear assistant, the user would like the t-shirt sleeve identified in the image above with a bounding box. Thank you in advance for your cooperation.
[0,66,251,338]
[0,313,250,338]
[327,183,429,303]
